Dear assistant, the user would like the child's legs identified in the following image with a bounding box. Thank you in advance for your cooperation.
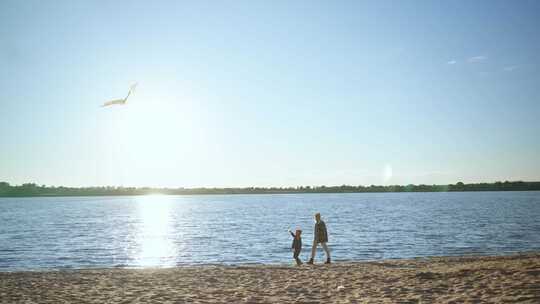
[321,242,331,259]
[294,250,302,265]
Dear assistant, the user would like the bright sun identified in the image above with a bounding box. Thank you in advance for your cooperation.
[98,84,206,186]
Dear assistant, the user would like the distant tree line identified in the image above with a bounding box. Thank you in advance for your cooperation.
[0,181,539,197]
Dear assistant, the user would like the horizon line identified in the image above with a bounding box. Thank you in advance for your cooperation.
[2,180,539,190]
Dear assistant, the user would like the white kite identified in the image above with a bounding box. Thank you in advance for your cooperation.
[101,83,137,107]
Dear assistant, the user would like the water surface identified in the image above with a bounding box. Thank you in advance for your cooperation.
[1,191,539,271]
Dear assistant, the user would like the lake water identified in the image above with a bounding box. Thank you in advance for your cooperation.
[1,192,539,271]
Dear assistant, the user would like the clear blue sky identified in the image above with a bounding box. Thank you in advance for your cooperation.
[1,1,539,187]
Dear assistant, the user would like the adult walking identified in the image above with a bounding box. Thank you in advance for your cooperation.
[308,212,331,264]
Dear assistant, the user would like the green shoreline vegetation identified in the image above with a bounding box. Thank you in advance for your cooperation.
[0,181,539,197]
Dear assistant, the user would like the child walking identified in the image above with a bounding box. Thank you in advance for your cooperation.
[289,229,303,266]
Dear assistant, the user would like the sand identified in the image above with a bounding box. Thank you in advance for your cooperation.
[1,253,539,303]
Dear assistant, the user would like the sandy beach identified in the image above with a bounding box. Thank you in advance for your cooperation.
[1,253,539,303]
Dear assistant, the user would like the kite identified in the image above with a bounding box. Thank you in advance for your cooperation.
[102,83,137,107]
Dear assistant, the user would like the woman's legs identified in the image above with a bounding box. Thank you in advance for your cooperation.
[321,242,331,263]
[310,239,318,260]
[310,240,332,264]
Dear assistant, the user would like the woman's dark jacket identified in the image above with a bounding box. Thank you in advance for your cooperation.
[314,220,328,243]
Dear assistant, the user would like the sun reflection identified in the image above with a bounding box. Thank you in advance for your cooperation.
[135,195,177,267]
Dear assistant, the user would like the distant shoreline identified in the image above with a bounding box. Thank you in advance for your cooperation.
[1,181,539,197]
[1,189,540,198]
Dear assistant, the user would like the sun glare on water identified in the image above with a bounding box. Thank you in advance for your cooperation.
[135,195,178,267]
